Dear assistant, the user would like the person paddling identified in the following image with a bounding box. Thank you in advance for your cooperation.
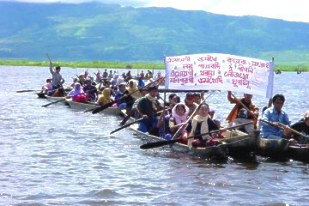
[137,85,162,136]
[260,94,290,139]
[226,91,259,132]
[50,64,65,90]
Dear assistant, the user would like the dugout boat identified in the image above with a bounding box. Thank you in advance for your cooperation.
[287,144,309,162]
[256,137,309,162]
[37,92,47,99]
[66,99,122,116]
[256,137,290,160]
[128,120,258,161]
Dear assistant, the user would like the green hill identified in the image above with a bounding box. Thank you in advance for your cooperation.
[0,1,308,65]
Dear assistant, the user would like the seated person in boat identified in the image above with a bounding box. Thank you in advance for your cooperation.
[186,103,221,147]
[260,94,290,139]
[127,79,141,102]
[164,93,180,109]
[165,103,189,142]
[97,88,113,106]
[137,85,162,135]
[119,87,149,126]
[68,77,79,90]
[83,79,98,102]
[156,109,172,140]
[193,92,203,104]
[226,91,259,133]
[94,70,102,83]
[68,82,88,103]
[114,82,136,112]
[285,111,309,144]
[41,78,53,95]
[137,77,145,88]
[185,93,198,116]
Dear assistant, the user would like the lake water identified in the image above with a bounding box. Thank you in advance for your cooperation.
[0,66,308,206]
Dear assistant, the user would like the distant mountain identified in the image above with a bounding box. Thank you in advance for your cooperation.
[0,1,308,64]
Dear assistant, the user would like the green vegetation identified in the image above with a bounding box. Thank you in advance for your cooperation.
[0,59,165,70]
[0,2,308,63]
[276,64,308,72]
[1,59,308,72]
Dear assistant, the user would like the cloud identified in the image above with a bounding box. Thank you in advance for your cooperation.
[2,0,308,23]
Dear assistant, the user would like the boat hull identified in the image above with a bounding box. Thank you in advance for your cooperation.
[130,123,257,161]
[66,99,122,116]
[256,137,290,159]
[288,144,309,162]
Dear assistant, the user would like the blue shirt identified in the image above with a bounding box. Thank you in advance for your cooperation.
[260,107,290,138]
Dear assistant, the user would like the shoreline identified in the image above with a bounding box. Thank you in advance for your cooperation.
[0,59,308,72]
[0,59,164,70]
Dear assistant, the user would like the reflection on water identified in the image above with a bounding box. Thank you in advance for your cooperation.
[0,66,308,205]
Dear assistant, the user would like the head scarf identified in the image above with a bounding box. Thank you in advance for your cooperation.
[191,114,210,140]
[171,103,189,124]
[97,88,112,105]
[69,83,83,96]
[127,79,141,100]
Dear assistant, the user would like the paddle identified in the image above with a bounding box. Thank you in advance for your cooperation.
[110,117,144,134]
[91,77,164,114]
[140,122,253,149]
[110,108,170,134]
[46,53,52,64]
[260,119,309,140]
[41,98,65,107]
[16,89,42,93]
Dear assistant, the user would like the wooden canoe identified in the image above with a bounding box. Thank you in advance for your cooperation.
[257,137,309,162]
[37,92,47,98]
[287,144,309,162]
[256,137,290,159]
[65,99,122,116]
[129,122,257,161]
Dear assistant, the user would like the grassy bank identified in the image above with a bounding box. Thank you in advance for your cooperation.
[0,59,164,70]
[0,59,308,72]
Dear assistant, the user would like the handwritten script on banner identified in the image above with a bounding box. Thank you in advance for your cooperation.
[164,53,274,98]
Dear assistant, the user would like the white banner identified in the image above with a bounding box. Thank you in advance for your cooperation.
[164,53,274,98]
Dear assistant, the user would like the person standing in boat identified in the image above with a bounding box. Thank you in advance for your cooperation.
[49,64,65,90]
[187,103,221,147]
[285,111,309,143]
[102,69,108,79]
[226,91,259,132]
[260,94,290,139]
[137,85,162,135]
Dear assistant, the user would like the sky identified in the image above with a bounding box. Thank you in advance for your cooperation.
[3,0,309,23]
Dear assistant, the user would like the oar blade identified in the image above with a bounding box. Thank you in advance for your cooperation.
[16,89,40,93]
[41,99,65,107]
[110,118,143,134]
[92,102,113,114]
[110,127,123,135]
[140,139,180,149]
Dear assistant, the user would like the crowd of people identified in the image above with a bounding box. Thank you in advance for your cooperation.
[41,63,309,148]
[41,63,162,110]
